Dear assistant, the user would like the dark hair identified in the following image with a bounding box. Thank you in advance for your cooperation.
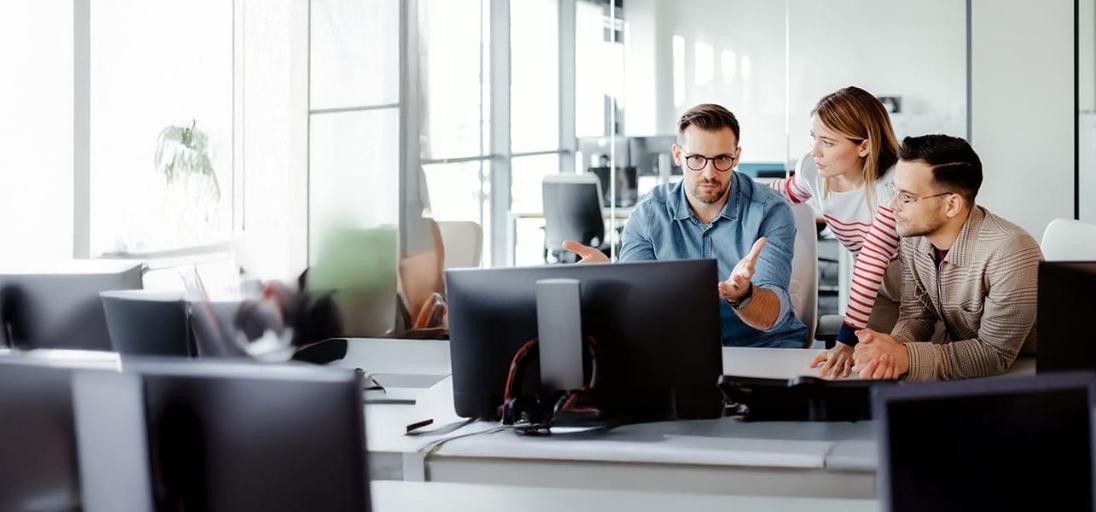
[898,134,983,202]
[678,104,741,143]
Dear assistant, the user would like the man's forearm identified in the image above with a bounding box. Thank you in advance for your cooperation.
[732,286,780,331]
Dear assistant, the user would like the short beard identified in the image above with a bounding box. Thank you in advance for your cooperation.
[692,179,729,204]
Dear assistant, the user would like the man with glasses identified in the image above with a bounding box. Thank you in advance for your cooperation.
[851,134,1042,381]
[564,103,807,347]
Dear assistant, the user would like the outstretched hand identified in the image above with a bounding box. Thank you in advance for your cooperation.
[718,237,767,302]
[561,240,609,264]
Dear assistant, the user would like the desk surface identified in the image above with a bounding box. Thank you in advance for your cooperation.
[371,481,879,512]
[340,339,1035,498]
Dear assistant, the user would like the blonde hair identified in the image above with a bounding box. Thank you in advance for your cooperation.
[813,86,899,210]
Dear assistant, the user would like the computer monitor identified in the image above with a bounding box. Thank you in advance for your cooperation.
[628,135,679,177]
[0,355,117,511]
[587,166,638,207]
[577,136,629,170]
[1037,261,1096,373]
[0,261,144,351]
[446,259,723,421]
[135,360,370,511]
[875,373,1096,512]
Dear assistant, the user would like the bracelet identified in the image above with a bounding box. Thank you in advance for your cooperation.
[729,282,754,310]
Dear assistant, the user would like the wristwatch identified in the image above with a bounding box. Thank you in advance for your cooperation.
[729,282,754,310]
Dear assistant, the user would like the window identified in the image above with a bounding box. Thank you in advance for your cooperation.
[419,0,487,160]
[89,0,233,256]
[511,0,559,154]
[0,2,74,262]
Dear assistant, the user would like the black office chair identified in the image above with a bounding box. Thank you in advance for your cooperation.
[101,290,191,357]
[542,174,610,264]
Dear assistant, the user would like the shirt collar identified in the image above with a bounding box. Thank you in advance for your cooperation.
[920,205,984,267]
[670,172,742,223]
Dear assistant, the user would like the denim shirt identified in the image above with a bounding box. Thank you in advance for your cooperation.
[619,173,807,348]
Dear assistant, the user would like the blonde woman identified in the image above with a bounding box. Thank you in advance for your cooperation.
[770,86,902,377]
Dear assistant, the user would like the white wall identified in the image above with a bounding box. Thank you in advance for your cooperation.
[787,0,967,157]
[623,0,967,166]
[970,0,1075,237]
[624,0,788,162]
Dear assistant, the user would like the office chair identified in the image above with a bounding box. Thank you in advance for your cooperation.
[788,203,819,346]
[437,220,483,269]
[101,290,191,357]
[1041,218,1096,261]
[542,174,609,264]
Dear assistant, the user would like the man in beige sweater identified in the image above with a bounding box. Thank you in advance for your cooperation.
[850,134,1042,381]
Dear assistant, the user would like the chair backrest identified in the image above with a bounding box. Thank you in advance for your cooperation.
[437,220,483,269]
[1042,218,1096,261]
[398,218,446,331]
[542,174,605,252]
[788,203,818,346]
[101,290,190,357]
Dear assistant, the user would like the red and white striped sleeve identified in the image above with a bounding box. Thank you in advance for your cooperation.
[769,173,812,204]
[841,203,901,335]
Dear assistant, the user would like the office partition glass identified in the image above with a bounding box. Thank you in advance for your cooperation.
[1081,0,1095,222]
[307,109,399,261]
[310,0,399,110]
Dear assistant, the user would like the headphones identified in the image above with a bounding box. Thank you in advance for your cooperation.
[500,336,600,435]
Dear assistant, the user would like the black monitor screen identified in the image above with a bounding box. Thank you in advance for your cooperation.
[0,360,82,511]
[0,263,143,351]
[141,363,369,512]
[882,381,1094,511]
[446,259,724,421]
[1038,261,1096,373]
[588,166,638,207]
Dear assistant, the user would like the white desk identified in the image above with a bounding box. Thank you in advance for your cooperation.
[371,481,879,512]
[338,339,1035,498]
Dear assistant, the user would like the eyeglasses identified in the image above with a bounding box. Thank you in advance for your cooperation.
[677,146,738,172]
[886,182,954,210]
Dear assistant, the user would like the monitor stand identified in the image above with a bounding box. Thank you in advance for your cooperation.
[535,278,584,392]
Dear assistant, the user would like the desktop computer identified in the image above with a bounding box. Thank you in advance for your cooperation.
[628,135,680,178]
[875,373,1096,511]
[446,259,724,422]
[137,360,369,511]
[0,261,143,351]
[587,165,638,208]
[1037,261,1096,373]
[0,355,370,512]
[0,355,119,511]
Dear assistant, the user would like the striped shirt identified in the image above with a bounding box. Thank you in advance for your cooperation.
[771,154,901,343]
[892,206,1042,382]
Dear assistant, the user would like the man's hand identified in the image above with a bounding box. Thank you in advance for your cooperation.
[851,328,909,380]
[561,240,609,264]
[808,342,855,379]
[718,237,767,302]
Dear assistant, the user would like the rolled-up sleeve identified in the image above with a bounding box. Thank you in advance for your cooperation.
[751,200,796,332]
